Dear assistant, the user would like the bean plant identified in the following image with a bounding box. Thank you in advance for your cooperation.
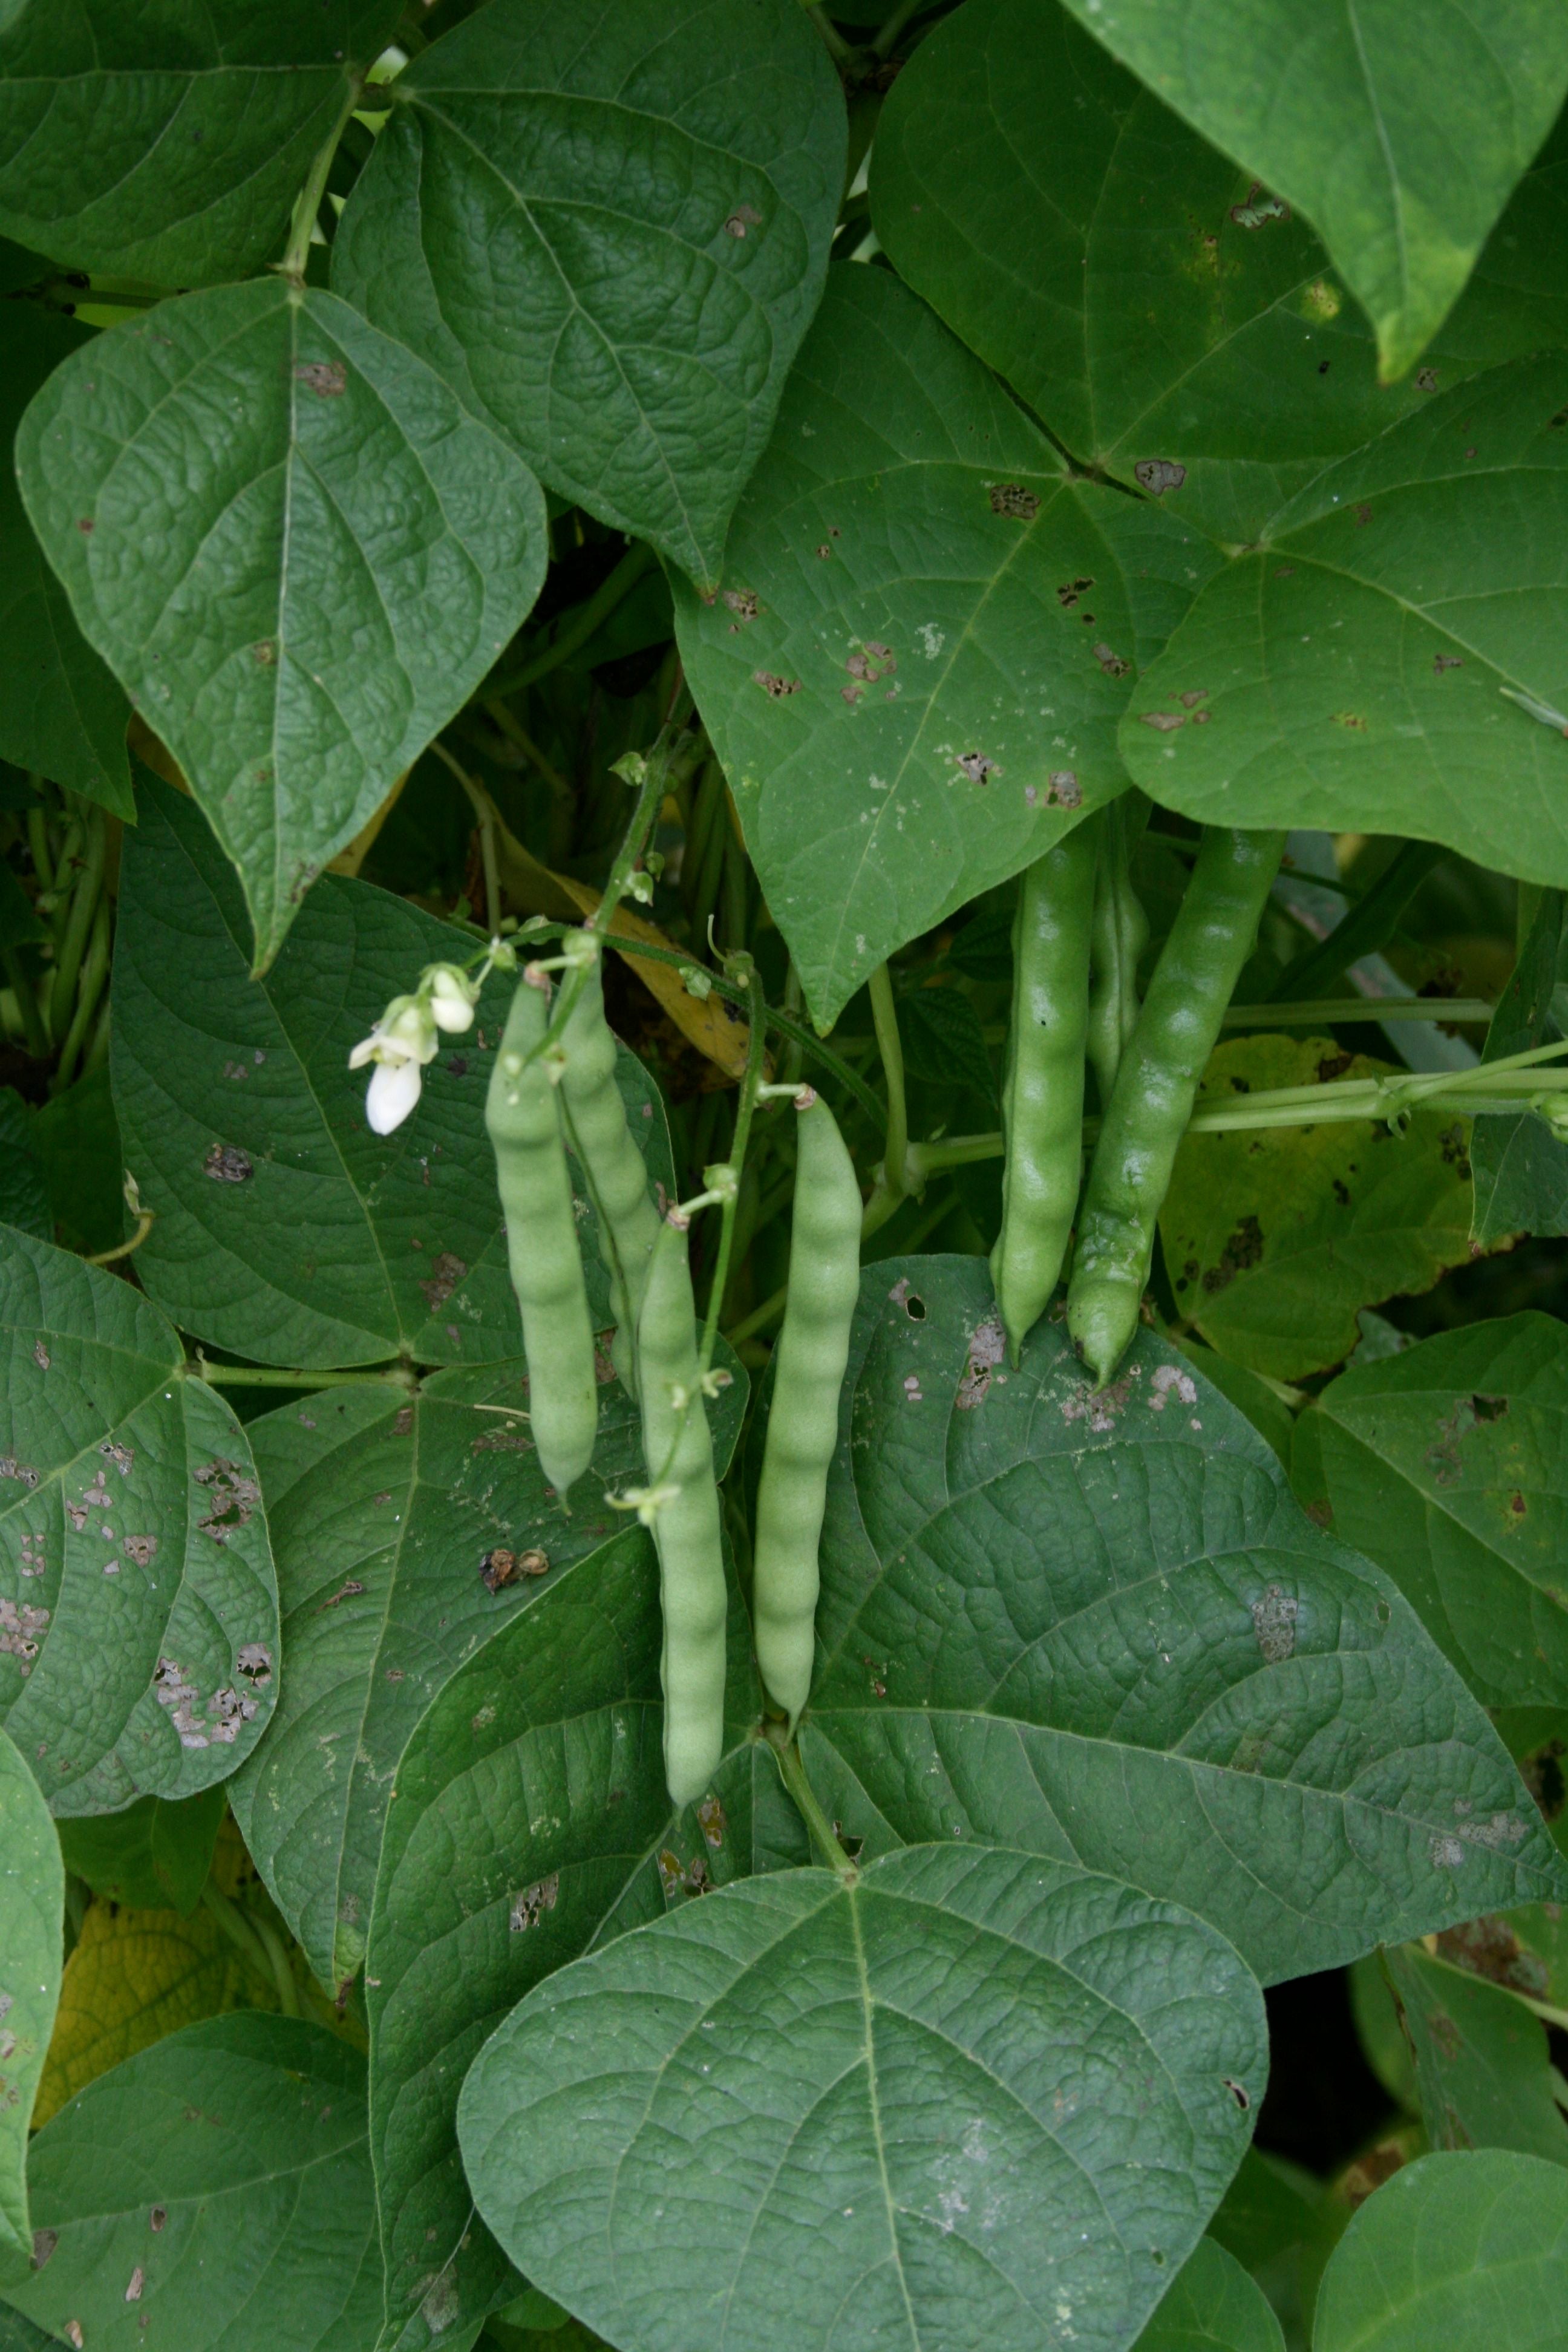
[5,4,1568,2351]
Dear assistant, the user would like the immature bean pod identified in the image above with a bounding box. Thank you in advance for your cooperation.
[485,971,599,1497]
[752,1089,861,1728]
[558,955,662,1397]
[990,820,1098,1364]
[1086,792,1151,1111]
[1068,826,1285,1384]
[638,1214,727,1806]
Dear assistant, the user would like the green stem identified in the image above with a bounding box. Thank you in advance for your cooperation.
[697,962,768,1385]
[2,948,48,1057]
[769,1732,856,1877]
[486,541,657,699]
[26,794,54,893]
[1223,996,1495,1027]
[872,0,926,56]
[194,1359,414,1391]
[52,893,110,1093]
[481,701,573,802]
[868,964,907,1195]
[724,1281,788,1350]
[1269,840,1445,1002]
[279,77,363,283]
[247,1910,302,2019]
[1518,882,1546,954]
[201,1883,275,1981]
[85,1207,155,1267]
[48,802,105,1044]
[803,2,855,64]
[431,740,500,935]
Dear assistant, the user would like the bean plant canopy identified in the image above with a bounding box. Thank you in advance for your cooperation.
[4,4,1568,2350]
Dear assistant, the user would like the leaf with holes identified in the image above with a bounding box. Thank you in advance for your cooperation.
[1470,888,1568,1246]
[799,1256,1566,1983]
[673,265,1221,1024]
[0,2016,385,2350]
[17,283,546,970]
[873,0,1568,543]
[1158,1036,1473,1380]
[1132,2237,1284,2352]
[1299,1312,1568,1710]
[0,307,128,812]
[459,1847,1266,2352]
[1051,0,1568,382]
[0,1,402,284]
[1313,2150,1568,2350]
[1117,357,1568,890]
[1382,1941,1568,2167]
[363,1525,790,2351]
[111,777,672,1370]
[0,1722,60,2275]
[332,0,844,587]
[0,1226,278,1815]
[229,1353,746,1996]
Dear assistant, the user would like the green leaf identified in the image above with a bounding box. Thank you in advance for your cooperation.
[111,777,673,1370]
[27,1063,121,1259]
[17,282,547,969]
[0,1097,47,1245]
[1,2014,384,2350]
[1312,2149,1568,2350]
[1158,1037,1473,1381]
[897,980,997,1109]
[332,0,844,588]
[0,1226,278,1813]
[459,1847,1266,2352]
[1382,1942,1568,2166]
[1304,1311,1568,1708]
[1470,889,1568,1245]
[0,307,129,811]
[1132,2237,1284,2352]
[1116,356,1568,891]
[673,264,1221,1025]
[0,1720,61,2273]
[1051,0,1568,381]
[802,1256,1567,1982]
[0,2,401,285]
[1175,1344,1295,1470]
[364,1526,780,2351]
[55,1785,225,1914]
[230,1356,746,1994]
[872,0,1568,544]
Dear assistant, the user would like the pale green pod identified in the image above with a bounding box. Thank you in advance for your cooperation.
[753,1091,862,1730]
[1086,791,1151,1111]
[485,973,599,1497]
[637,1215,727,1807]
[990,820,1097,1364]
[558,958,662,1397]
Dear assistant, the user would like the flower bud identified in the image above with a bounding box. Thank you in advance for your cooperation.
[425,964,477,1033]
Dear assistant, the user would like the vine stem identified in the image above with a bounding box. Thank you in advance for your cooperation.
[194,1359,414,1391]
[1222,997,1495,1028]
[485,541,656,699]
[278,79,363,283]
[85,1205,155,1267]
[803,2,855,64]
[768,1731,856,1878]
[697,960,768,1381]
[872,0,926,56]
[860,964,909,1235]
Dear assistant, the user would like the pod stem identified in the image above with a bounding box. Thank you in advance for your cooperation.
[767,1730,857,1880]
[697,958,769,1384]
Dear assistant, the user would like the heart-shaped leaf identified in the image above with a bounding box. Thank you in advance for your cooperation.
[1053,0,1568,382]
[230,1355,746,1994]
[0,3,402,284]
[0,307,128,811]
[1132,2237,1284,2352]
[0,2015,384,2350]
[0,1722,60,2273]
[332,0,844,587]
[459,1846,1266,2352]
[873,0,1568,544]
[1116,355,1568,891]
[673,264,1220,1025]
[1312,2149,1568,2350]
[364,1527,787,2350]
[1,1226,278,1815]
[800,1257,1566,1981]
[1300,1312,1568,1708]
[18,283,547,969]
[1158,1036,1472,1380]
[111,777,671,1370]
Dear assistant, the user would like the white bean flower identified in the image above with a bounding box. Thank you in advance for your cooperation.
[425,962,479,1033]
[349,993,440,1135]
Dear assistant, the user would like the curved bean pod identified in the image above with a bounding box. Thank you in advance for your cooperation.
[1086,792,1151,1111]
[1068,826,1285,1385]
[485,973,599,1497]
[638,1215,727,1806]
[558,956,662,1397]
[990,820,1097,1364]
[752,1091,862,1728]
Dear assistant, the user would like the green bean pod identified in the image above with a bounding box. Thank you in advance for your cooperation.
[485,973,599,1497]
[638,1215,727,1807]
[1068,826,1285,1385]
[752,1091,862,1728]
[558,957,662,1397]
[989,820,1098,1364]
[1086,792,1151,1111]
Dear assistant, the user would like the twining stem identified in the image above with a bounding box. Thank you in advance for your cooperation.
[431,740,500,935]
[868,964,907,1197]
[768,1730,857,1878]
[193,1359,414,1391]
[279,76,364,283]
[85,1203,155,1267]
[485,541,658,699]
[48,801,105,1045]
